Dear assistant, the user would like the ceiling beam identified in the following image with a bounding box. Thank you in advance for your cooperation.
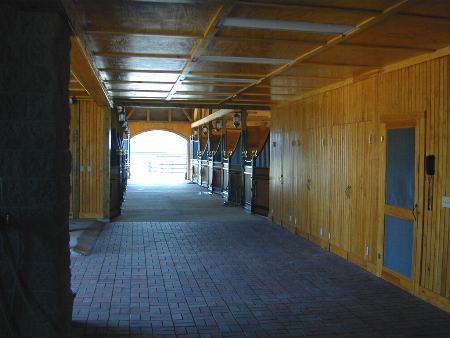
[236,0,381,14]
[85,29,202,37]
[116,101,271,110]
[191,109,235,128]
[219,17,353,34]
[98,68,181,74]
[93,52,191,59]
[70,37,112,107]
[126,108,135,119]
[166,0,238,100]
[220,0,414,105]
[182,109,193,122]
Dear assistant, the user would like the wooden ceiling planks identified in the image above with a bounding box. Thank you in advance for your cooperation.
[63,0,450,110]
[70,37,111,106]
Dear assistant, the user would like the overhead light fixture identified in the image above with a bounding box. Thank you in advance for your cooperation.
[118,106,126,123]
[215,119,223,131]
[232,113,241,128]
[186,76,255,83]
[200,55,291,65]
[220,17,353,34]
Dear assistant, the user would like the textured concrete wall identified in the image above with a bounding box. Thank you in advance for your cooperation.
[0,4,72,338]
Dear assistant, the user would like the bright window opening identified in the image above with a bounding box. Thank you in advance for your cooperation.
[129,130,187,184]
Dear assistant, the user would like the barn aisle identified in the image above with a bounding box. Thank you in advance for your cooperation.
[70,184,450,337]
[115,182,256,222]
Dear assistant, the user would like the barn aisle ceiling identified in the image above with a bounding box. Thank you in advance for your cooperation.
[62,0,450,109]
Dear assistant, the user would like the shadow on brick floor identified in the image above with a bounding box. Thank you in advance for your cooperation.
[70,220,450,338]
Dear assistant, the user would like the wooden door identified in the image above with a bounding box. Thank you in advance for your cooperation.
[79,101,105,219]
[380,115,425,291]
[296,129,310,237]
[329,124,354,258]
[269,130,283,223]
[308,128,323,245]
[282,120,295,230]
[348,122,376,267]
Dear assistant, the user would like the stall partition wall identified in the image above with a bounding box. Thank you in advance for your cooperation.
[70,100,109,219]
[270,55,449,311]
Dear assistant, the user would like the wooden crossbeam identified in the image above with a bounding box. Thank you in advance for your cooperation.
[165,0,238,101]
[116,101,271,110]
[86,29,202,37]
[93,52,191,59]
[182,109,193,122]
[191,109,235,128]
[126,108,134,119]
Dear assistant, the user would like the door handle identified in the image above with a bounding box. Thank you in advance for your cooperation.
[412,203,419,222]
[306,178,311,191]
[345,185,352,199]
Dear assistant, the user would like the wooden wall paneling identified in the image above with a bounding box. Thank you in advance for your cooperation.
[270,54,450,311]
[302,128,312,238]
[280,110,288,226]
[79,100,105,218]
[446,56,450,300]
[292,110,302,236]
[349,122,370,267]
[308,127,318,241]
[284,108,296,231]
[69,102,80,219]
[294,126,307,237]
[329,124,352,259]
[366,122,380,271]
[103,107,111,219]
[308,128,321,246]
[79,101,87,216]
[320,126,331,249]
[269,117,282,223]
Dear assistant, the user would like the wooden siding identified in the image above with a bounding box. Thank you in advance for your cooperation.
[70,100,107,219]
[270,55,450,311]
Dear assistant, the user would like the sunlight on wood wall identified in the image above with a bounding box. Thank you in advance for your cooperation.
[70,100,107,219]
[270,55,449,311]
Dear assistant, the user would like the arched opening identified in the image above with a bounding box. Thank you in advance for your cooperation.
[129,130,188,184]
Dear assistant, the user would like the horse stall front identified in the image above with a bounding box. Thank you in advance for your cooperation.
[208,128,223,193]
[199,128,209,188]
[244,127,270,216]
[223,128,242,204]
[189,132,199,184]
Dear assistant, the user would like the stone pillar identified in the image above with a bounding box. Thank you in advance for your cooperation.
[0,4,72,338]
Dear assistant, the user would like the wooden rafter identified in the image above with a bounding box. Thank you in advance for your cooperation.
[86,29,202,37]
[165,0,238,100]
[220,0,415,105]
[93,52,191,59]
[182,109,193,122]
[126,108,134,119]
[191,109,235,128]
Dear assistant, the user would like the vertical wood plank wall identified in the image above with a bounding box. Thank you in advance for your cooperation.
[270,55,449,311]
[70,100,106,219]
